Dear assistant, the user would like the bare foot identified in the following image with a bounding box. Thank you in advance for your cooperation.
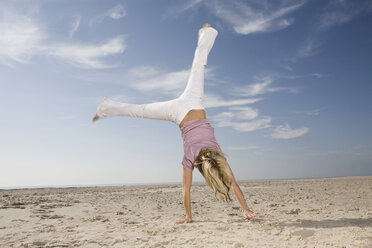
[175,218,192,224]
[92,114,100,122]
[199,23,212,34]
[244,209,258,220]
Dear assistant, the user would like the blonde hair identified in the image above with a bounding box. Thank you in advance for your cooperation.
[193,148,233,202]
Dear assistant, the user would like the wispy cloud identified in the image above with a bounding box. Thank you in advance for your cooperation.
[206,73,306,134]
[129,66,162,78]
[298,40,315,57]
[77,65,263,110]
[271,124,309,139]
[90,4,126,25]
[0,5,126,69]
[232,76,295,97]
[211,103,309,137]
[128,66,262,107]
[213,107,258,122]
[283,37,323,64]
[0,6,45,66]
[279,73,324,80]
[74,66,262,113]
[212,106,271,132]
[209,0,305,35]
[204,94,261,108]
[229,117,272,132]
[232,76,274,96]
[318,0,370,30]
[106,4,126,20]
[69,15,81,38]
[47,36,125,69]
[164,0,204,18]
[131,68,190,95]
[306,109,320,116]
[296,39,322,59]
[166,0,305,35]
[281,65,293,71]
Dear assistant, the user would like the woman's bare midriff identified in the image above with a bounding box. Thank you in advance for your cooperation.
[179,109,206,128]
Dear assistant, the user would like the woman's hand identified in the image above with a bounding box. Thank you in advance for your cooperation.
[175,217,192,224]
[243,209,258,219]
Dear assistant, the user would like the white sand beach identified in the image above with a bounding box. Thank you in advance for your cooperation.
[0,176,371,248]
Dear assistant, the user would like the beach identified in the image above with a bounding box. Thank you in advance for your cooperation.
[0,176,371,248]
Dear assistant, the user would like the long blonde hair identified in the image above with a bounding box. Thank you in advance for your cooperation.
[193,148,233,202]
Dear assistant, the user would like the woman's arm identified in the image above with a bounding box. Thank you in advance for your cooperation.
[176,167,193,224]
[231,181,258,219]
[228,166,258,219]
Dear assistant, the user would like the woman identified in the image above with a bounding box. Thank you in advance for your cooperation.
[92,24,258,224]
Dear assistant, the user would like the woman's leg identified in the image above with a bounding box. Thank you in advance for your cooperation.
[179,26,218,104]
[93,26,218,125]
[95,97,186,124]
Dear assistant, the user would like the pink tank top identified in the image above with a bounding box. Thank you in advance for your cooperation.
[181,119,222,172]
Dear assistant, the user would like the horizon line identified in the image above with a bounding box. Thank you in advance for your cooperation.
[1,175,370,190]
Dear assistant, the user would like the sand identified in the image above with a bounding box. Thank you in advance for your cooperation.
[0,176,371,248]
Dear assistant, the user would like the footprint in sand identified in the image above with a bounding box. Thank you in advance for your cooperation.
[291,229,315,239]
[233,242,244,248]
[287,209,301,215]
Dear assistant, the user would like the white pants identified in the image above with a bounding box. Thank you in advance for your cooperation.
[96,27,218,125]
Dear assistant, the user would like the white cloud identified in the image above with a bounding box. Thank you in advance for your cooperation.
[213,111,235,122]
[129,67,252,101]
[210,97,310,136]
[212,106,271,132]
[298,40,315,57]
[69,15,81,38]
[46,36,125,69]
[166,0,304,35]
[318,0,369,30]
[282,65,293,71]
[164,0,204,18]
[232,76,293,97]
[271,124,309,139]
[90,4,126,25]
[307,109,320,116]
[212,107,259,123]
[235,76,273,96]
[106,4,126,20]
[210,0,305,35]
[108,94,135,102]
[0,5,125,69]
[129,66,162,78]
[132,69,191,96]
[280,73,324,80]
[204,93,261,108]
[229,106,259,120]
[296,39,323,59]
[0,8,45,66]
[229,116,272,132]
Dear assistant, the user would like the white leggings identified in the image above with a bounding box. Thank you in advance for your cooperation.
[96,27,218,125]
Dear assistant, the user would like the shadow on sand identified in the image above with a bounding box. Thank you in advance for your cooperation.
[280,218,372,228]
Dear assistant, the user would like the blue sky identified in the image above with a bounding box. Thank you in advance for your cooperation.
[1,0,371,188]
